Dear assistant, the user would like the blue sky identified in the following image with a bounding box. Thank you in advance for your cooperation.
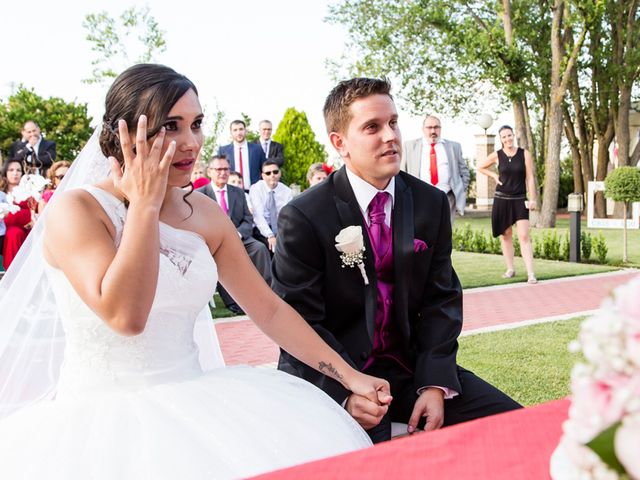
[1,0,511,161]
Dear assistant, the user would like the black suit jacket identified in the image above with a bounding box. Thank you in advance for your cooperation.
[254,140,285,168]
[197,182,254,239]
[9,139,56,171]
[272,167,463,404]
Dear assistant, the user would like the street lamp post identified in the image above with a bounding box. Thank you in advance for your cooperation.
[567,193,584,262]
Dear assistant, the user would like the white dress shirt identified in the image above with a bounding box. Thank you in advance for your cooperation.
[249,180,293,238]
[261,139,271,158]
[345,167,394,227]
[420,138,451,194]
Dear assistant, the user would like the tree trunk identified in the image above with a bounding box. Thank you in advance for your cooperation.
[512,99,529,151]
[616,85,632,167]
[563,107,584,194]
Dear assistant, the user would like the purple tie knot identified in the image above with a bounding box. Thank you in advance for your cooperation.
[369,192,388,225]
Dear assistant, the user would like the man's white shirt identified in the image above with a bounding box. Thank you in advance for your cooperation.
[420,138,451,194]
[249,180,293,238]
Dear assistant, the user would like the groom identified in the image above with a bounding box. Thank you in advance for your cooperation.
[272,78,521,443]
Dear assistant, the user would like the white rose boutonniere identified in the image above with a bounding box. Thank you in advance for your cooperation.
[335,226,369,285]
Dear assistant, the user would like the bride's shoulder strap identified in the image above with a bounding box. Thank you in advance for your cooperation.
[78,185,127,245]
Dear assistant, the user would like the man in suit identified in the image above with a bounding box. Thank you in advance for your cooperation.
[255,120,285,168]
[9,120,57,175]
[401,115,470,224]
[197,155,272,314]
[272,78,520,444]
[217,120,266,188]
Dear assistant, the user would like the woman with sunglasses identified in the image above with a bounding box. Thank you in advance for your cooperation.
[39,161,71,211]
[249,159,293,252]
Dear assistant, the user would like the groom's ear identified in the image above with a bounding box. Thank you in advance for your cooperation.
[329,131,348,159]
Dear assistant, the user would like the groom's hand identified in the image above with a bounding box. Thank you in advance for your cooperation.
[345,393,388,430]
[408,387,444,434]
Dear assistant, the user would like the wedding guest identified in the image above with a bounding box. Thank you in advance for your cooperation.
[218,120,266,187]
[40,161,71,210]
[0,160,33,270]
[249,160,293,253]
[9,121,57,176]
[477,125,537,284]
[0,190,8,259]
[273,77,521,443]
[256,120,285,167]
[401,115,470,224]
[190,155,209,189]
[306,162,328,187]
[197,155,272,315]
[229,170,252,213]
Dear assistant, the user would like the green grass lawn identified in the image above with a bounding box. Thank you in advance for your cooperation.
[453,251,616,289]
[458,215,640,267]
[458,318,583,406]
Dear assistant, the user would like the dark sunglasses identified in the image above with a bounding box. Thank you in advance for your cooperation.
[262,169,280,176]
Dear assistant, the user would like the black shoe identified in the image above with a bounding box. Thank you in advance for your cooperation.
[226,303,245,315]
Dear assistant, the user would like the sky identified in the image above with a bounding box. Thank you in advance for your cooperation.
[1,0,512,162]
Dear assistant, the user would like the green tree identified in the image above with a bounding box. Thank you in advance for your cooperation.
[0,87,93,161]
[83,5,166,85]
[604,166,640,263]
[272,108,326,187]
[200,102,226,163]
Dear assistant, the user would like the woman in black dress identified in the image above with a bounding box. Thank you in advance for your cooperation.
[478,125,537,284]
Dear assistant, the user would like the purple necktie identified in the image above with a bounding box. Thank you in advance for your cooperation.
[219,190,229,215]
[368,192,391,259]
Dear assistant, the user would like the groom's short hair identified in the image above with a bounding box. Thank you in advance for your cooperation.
[323,77,393,135]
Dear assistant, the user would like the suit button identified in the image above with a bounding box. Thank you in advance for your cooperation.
[360,351,368,360]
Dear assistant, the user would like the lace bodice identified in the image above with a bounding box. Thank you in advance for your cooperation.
[46,186,218,396]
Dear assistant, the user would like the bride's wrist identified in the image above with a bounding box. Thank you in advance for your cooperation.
[318,360,353,390]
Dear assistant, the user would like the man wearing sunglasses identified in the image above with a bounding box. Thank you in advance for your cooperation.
[249,160,293,253]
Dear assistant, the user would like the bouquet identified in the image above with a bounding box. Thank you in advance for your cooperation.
[7,174,50,204]
[551,276,640,479]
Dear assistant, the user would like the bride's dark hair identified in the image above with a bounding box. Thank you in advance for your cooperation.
[99,63,198,213]
[99,64,198,162]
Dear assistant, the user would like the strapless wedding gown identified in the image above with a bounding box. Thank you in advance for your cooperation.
[0,186,370,479]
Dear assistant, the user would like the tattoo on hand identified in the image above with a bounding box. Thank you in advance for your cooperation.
[318,361,344,383]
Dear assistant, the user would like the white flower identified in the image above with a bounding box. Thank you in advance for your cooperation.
[9,174,50,203]
[0,202,20,219]
[615,413,640,479]
[335,226,369,285]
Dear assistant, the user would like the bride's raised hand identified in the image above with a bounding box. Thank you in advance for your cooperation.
[347,371,392,406]
[109,115,176,209]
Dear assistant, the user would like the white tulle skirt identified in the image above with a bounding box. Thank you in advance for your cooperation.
[0,366,371,479]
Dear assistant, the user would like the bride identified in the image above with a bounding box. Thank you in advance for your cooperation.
[0,64,391,479]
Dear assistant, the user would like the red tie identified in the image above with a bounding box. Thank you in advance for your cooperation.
[238,147,244,179]
[219,190,229,215]
[430,143,439,186]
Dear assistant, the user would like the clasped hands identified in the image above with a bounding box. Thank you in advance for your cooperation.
[346,386,444,434]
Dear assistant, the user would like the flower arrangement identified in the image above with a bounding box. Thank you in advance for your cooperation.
[551,276,640,479]
[335,226,369,285]
[7,174,50,204]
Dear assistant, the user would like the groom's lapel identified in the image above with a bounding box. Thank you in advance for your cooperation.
[392,174,413,341]
[333,167,377,343]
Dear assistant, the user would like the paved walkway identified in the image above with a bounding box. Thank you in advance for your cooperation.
[215,269,639,366]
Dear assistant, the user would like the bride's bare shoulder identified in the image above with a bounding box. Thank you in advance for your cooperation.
[45,186,115,235]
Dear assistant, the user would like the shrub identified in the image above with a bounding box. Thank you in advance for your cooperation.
[604,166,640,263]
[472,230,488,253]
[560,233,570,261]
[453,223,474,252]
[272,108,326,187]
[489,235,502,254]
[533,235,542,258]
[513,234,521,257]
[542,231,561,260]
[592,233,608,264]
[580,231,592,261]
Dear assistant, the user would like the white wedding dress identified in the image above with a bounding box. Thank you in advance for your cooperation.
[0,186,371,479]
